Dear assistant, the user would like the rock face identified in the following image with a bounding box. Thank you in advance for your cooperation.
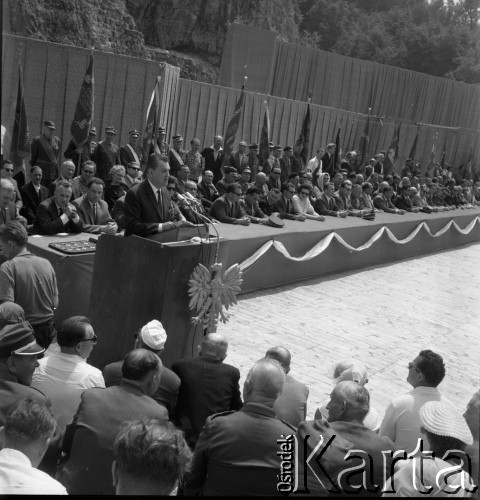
[5,0,147,58]
[126,0,300,63]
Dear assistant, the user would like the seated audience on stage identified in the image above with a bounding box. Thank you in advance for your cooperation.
[215,166,238,196]
[176,165,190,195]
[272,182,306,221]
[394,185,420,213]
[73,177,118,234]
[251,172,269,208]
[58,349,168,495]
[69,160,96,200]
[379,349,450,454]
[383,400,475,497]
[334,180,366,217]
[31,316,105,432]
[112,418,192,496]
[184,358,294,496]
[48,160,76,198]
[209,183,250,225]
[240,186,269,224]
[172,333,243,449]
[292,183,325,221]
[360,182,377,211]
[20,166,49,225]
[314,181,347,217]
[111,194,126,230]
[238,167,252,194]
[103,320,180,419]
[124,154,191,237]
[264,346,309,427]
[350,182,365,210]
[184,138,203,182]
[288,172,300,187]
[267,166,282,191]
[314,359,381,431]
[122,161,142,190]
[0,398,67,495]
[316,172,330,193]
[183,180,211,219]
[332,172,343,190]
[197,170,218,209]
[0,302,25,329]
[1,160,23,211]
[373,181,405,214]
[0,179,27,227]
[0,223,58,349]
[356,173,364,185]
[34,180,83,235]
[104,164,128,210]
[262,187,282,216]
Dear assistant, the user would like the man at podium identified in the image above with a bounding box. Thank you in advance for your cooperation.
[124,154,193,237]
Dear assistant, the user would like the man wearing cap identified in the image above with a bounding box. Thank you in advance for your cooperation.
[197,170,218,209]
[169,134,185,178]
[30,120,61,188]
[0,222,58,348]
[48,159,76,198]
[31,316,105,432]
[373,181,405,214]
[155,126,170,156]
[58,349,168,495]
[69,160,96,200]
[120,129,143,170]
[64,126,97,173]
[215,166,238,196]
[124,154,192,237]
[103,319,180,419]
[92,126,121,182]
[247,143,261,178]
[73,177,118,234]
[238,167,252,194]
[229,141,249,173]
[201,135,224,185]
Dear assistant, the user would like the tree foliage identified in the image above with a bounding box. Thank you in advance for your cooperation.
[297,0,480,83]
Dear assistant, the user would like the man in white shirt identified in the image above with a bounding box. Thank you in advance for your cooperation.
[379,349,450,454]
[0,398,67,494]
[32,315,105,431]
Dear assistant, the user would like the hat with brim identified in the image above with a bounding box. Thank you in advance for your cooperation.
[140,320,167,350]
[420,401,473,445]
[239,141,247,147]
[266,214,285,228]
[105,126,117,135]
[44,120,55,130]
[89,126,97,136]
[172,134,183,141]
[249,143,259,150]
[129,129,140,138]
[0,322,45,358]
[158,127,166,134]
[224,166,237,174]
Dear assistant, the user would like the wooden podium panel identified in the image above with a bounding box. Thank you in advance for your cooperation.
[88,235,216,370]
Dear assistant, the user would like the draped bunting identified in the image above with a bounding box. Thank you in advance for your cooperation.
[238,217,480,272]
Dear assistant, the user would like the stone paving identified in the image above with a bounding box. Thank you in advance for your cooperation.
[216,242,480,421]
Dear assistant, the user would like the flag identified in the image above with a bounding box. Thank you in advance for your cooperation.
[358,111,370,167]
[143,76,161,160]
[71,54,94,148]
[408,123,421,164]
[10,64,30,177]
[333,127,341,171]
[465,141,474,180]
[259,101,270,165]
[221,85,245,167]
[294,102,311,166]
[383,121,400,175]
[428,131,439,170]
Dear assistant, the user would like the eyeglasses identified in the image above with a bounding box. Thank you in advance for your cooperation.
[2,169,13,173]
[128,166,140,171]
[167,186,176,191]
[300,191,309,196]
[273,172,281,175]
[288,190,296,194]
[78,334,98,345]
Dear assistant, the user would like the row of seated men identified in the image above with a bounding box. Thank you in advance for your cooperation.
[0,311,478,496]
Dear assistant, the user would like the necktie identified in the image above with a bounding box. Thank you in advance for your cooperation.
[1,208,7,223]
[58,207,63,217]
[92,203,97,224]
[157,189,164,220]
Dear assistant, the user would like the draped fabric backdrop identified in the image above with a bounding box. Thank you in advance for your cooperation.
[2,33,479,174]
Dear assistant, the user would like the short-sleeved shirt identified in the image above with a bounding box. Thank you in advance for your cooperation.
[0,252,58,324]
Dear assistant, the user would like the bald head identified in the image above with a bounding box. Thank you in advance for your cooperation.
[265,346,291,374]
[328,381,370,423]
[243,358,286,402]
[199,333,228,361]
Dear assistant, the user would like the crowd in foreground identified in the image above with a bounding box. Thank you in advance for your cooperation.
[0,299,478,496]
[1,122,479,237]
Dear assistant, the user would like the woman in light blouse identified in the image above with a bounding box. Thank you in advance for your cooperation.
[292,183,325,221]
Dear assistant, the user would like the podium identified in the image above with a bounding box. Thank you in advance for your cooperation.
[88,233,216,370]
[146,224,209,244]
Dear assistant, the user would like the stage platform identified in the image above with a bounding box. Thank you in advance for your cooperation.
[27,208,480,326]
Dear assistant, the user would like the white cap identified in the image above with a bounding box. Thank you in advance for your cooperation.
[140,320,167,350]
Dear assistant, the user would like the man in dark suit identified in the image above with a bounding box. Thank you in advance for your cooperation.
[197,170,218,209]
[184,358,295,496]
[119,129,143,169]
[92,126,121,182]
[48,160,76,198]
[103,320,180,419]
[0,180,27,227]
[314,182,347,217]
[322,143,337,177]
[279,146,293,183]
[20,166,49,224]
[201,135,224,184]
[30,120,61,187]
[73,178,118,234]
[58,349,169,495]
[34,180,83,235]
[265,346,309,428]
[229,140,249,173]
[209,183,250,225]
[124,154,192,237]
[122,161,141,190]
[172,333,243,448]
[168,134,185,178]
[271,182,305,221]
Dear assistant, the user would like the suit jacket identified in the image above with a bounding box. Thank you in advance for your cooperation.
[59,383,168,495]
[103,360,180,419]
[111,194,126,229]
[122,174,140,190]
[267,174,282,191]
[30,134,61,182]
[124,180,172,237]
[314,192,340,216]
[373,161,384,174]
[0,201,21,225]
[322,152,336,177]
[273,374,309,428]
[201,147,225,184]
[229,151,249,172]
[279,156,291,182]
[172,355,243,446]
[20,182,49,224]
[92,140,120,181]
[271,194,296,220]
[185,401,295,496]
[197,180,218,208]
[373,193,396,213]
[34,198,83,235]
[119,143,143,168]
[209,195,245,224]
[73,195,115,233]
